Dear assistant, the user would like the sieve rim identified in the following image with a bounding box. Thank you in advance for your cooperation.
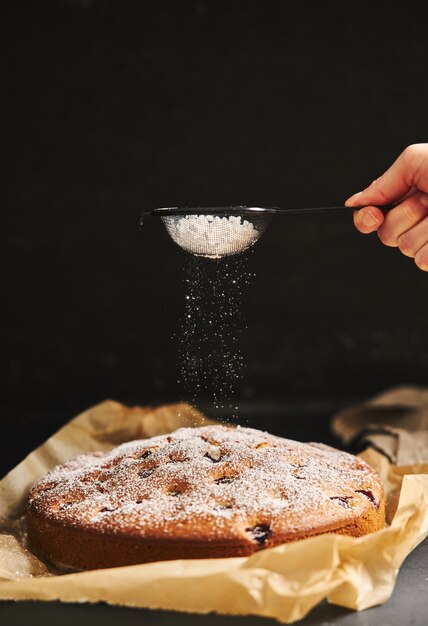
[152,206,279,217]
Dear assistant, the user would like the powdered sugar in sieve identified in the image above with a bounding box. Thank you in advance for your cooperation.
[161,214,261,259]
[138,207,277,259]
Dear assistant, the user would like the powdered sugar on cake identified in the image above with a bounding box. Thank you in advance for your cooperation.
[28,426,382,540]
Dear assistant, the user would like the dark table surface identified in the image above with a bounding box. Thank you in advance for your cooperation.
[1,403,427,626]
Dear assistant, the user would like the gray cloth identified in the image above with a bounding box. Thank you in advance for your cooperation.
[331,386,428,465]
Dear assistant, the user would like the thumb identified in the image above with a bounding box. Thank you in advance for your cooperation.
[345,143,428,207]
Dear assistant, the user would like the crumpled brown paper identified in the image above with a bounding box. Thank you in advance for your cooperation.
[1,400,428,624]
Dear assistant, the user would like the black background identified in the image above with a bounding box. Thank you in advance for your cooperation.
[3,0,428,416]
[2,3,428,623]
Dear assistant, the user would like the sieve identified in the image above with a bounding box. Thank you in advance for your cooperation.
[138,204,393,259]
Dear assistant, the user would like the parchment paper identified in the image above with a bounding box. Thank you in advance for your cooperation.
[1,400,428,624]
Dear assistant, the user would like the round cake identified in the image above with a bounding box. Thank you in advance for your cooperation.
[27,425,385,570]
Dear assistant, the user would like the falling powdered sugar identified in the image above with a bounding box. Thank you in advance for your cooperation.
[177,256,254,421]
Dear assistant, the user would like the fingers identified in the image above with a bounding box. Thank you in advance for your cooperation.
[380,193,428,271]
[346,144,428,272]
[415,243,428,272]
[352,193,428,273]
[376,193,428,247]
[397,186,419,203]
[352,188,420,234]
[398,216,428,259]
[346,143,428,207]
[353,206,385,234]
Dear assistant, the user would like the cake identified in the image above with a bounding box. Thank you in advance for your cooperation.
[26,425,385,570]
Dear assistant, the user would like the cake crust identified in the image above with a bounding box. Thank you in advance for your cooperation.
[27,425,385,570]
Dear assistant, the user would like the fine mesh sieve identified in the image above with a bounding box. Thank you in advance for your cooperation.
[139,207,276,259]
[138,204,394,259]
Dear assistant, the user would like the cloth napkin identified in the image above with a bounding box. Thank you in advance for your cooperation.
[331,386,428,465]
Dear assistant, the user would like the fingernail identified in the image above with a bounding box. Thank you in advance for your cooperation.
[362,210,379,228]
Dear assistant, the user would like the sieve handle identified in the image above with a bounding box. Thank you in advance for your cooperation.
[276,204,395,215]
[137,204,396,227]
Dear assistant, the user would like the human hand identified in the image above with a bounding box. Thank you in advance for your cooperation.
[345,144,428,271]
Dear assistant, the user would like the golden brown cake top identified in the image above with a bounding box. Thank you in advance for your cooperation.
[28,425,383,543]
